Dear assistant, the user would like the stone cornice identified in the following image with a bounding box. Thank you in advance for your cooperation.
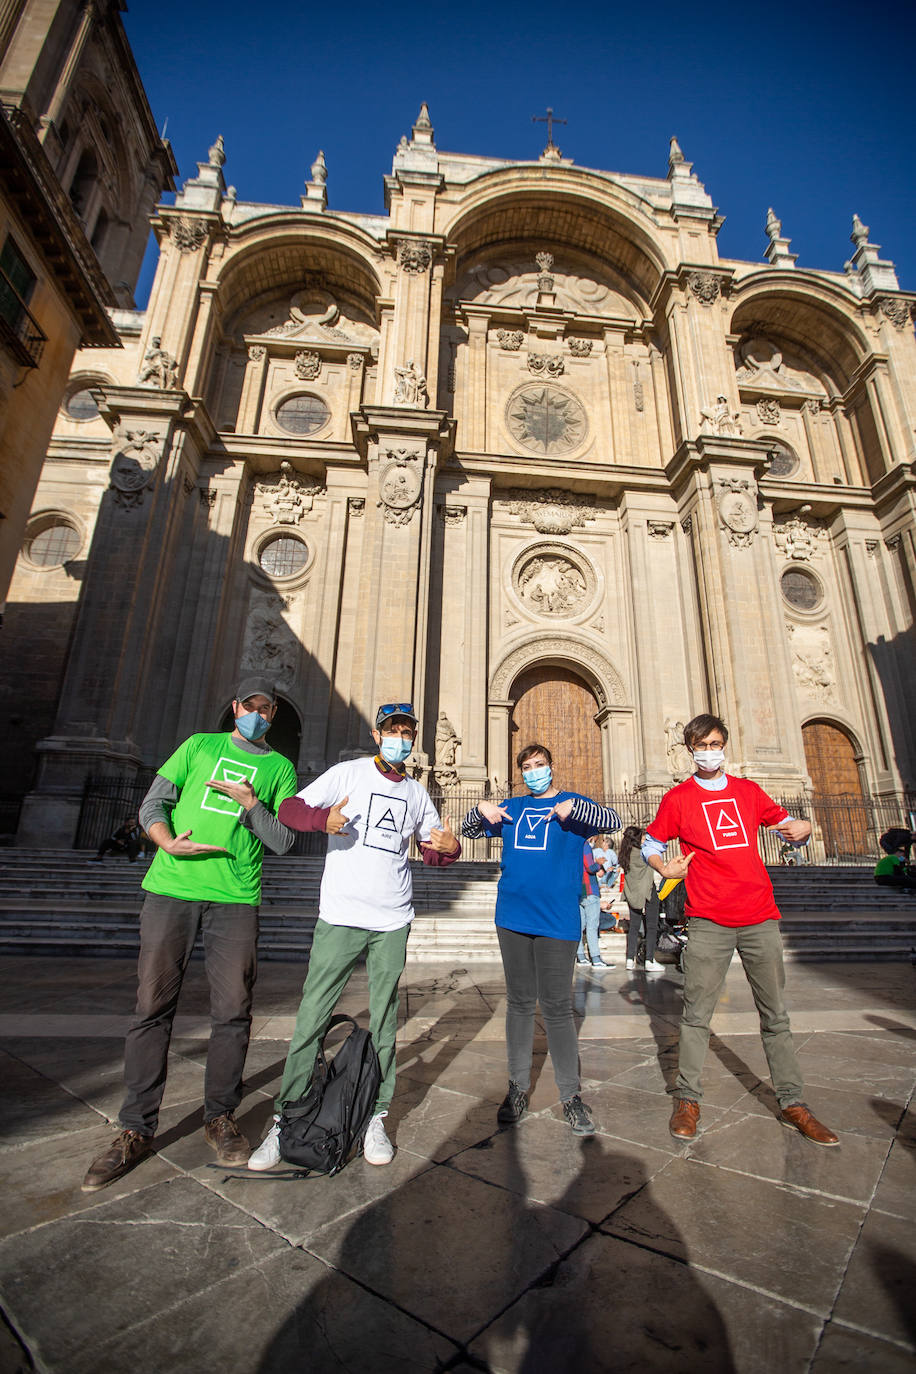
[0,103,119,347]
[665,436,773,494]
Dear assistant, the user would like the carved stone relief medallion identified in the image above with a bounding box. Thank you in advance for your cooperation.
[506,384,587,456]
[512,543,596,619]
[528,353,565,378]
[109,427,162,509]
[716,478,758,547]
[378,449,423,526]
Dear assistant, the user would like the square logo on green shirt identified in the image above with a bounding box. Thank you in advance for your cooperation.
[201,756,258,818]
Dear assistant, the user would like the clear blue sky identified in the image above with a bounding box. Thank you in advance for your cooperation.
[125,0,916,307]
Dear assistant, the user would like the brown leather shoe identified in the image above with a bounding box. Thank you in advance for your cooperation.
[204,1112,250,1164]
[81,1129,153,1192]
[780,1103,839,1146]
[669,1099,700,1139]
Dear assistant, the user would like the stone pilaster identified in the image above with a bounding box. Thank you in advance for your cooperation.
[668,436,808,790]
[349,405,455,768]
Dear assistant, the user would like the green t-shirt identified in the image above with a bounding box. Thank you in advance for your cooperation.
[142,732,298,905]
[874,854,904,878]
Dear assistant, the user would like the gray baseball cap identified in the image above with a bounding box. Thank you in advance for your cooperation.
[235,676,278,704]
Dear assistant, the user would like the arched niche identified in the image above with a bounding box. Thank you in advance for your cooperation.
[442,169,667,307]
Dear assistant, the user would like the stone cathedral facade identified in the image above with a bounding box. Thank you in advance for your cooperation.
[6,106,916,845]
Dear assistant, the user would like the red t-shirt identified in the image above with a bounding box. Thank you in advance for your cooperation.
[647,776,788,928]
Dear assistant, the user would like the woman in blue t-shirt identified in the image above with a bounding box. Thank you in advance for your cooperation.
[462,743,621,1136]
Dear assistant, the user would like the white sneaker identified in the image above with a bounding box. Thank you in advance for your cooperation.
[363,1111,394,1166]
[644,959,665,972]
[625,958,635,970]
[247,1115,281,1171]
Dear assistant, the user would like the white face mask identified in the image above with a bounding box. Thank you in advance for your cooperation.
[692,748,726,770]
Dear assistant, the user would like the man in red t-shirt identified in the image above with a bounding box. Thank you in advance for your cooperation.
[645,713,838,1147]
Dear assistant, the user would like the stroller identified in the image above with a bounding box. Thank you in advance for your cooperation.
[646,880,688,971]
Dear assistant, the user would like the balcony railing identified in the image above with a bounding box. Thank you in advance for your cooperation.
[0,267,45,367]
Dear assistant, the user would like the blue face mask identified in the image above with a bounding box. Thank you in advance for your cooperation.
[235,710,271,741]
[523,765,552,794]
[380,735,412,765]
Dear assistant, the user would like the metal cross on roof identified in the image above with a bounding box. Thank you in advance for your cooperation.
[532,107,567,152]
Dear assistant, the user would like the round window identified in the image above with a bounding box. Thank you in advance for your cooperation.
[767,443,798,478]
[65,388,100,421]
[781,567,822,611]
[259,534,308,578]
[275,394,329,436]
[25,517,80,567]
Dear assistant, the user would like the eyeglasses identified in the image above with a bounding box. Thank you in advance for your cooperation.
[377,702,415,720]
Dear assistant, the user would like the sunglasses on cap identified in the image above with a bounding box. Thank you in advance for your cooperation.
[375,702,417,727]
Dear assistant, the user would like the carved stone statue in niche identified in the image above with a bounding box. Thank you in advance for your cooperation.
[518,555,587,615]
[241,594,299,689]
[665,719,693,781]
[433,712,461,788]
[700,395,742,437]
[392,359,429,408]
[137,337,179,390]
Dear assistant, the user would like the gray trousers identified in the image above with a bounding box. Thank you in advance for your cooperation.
[673,916,804,1109]
[497,926,580,1103]
[119,893,259,1135]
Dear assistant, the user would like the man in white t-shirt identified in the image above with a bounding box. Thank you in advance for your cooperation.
[248,702,460,1169]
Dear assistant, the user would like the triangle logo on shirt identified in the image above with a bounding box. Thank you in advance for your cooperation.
[375,807,399,832]
[701,796,749,849]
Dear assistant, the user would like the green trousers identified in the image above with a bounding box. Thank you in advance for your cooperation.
[276,918,410,1115]
[673,916,805,1109]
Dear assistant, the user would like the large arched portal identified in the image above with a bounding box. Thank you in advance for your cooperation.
[509,666,603,798]
[802,719,866,857]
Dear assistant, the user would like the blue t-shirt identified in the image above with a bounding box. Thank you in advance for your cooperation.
[481,792,601,940]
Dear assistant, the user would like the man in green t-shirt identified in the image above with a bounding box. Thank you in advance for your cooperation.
[82,676,298,1192]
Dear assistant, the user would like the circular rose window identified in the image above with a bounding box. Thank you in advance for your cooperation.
[767,443,799,478]
[505,384,587,455]
[275,394,329,436]
[781,567,822,611]
[65,388,100,420]
[24,516,81,567]
[259,534,308,578]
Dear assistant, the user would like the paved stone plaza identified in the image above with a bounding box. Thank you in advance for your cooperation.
[0,948,914,1372]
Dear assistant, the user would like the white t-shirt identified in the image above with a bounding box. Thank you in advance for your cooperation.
[297,757,442,931]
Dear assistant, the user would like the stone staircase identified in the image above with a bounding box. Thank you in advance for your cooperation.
[0,850,913,961]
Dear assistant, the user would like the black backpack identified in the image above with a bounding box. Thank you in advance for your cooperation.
[278,1014,381,1176]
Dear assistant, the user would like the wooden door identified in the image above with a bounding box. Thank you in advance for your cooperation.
[509,666,604,799]
[802,720,867,857]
